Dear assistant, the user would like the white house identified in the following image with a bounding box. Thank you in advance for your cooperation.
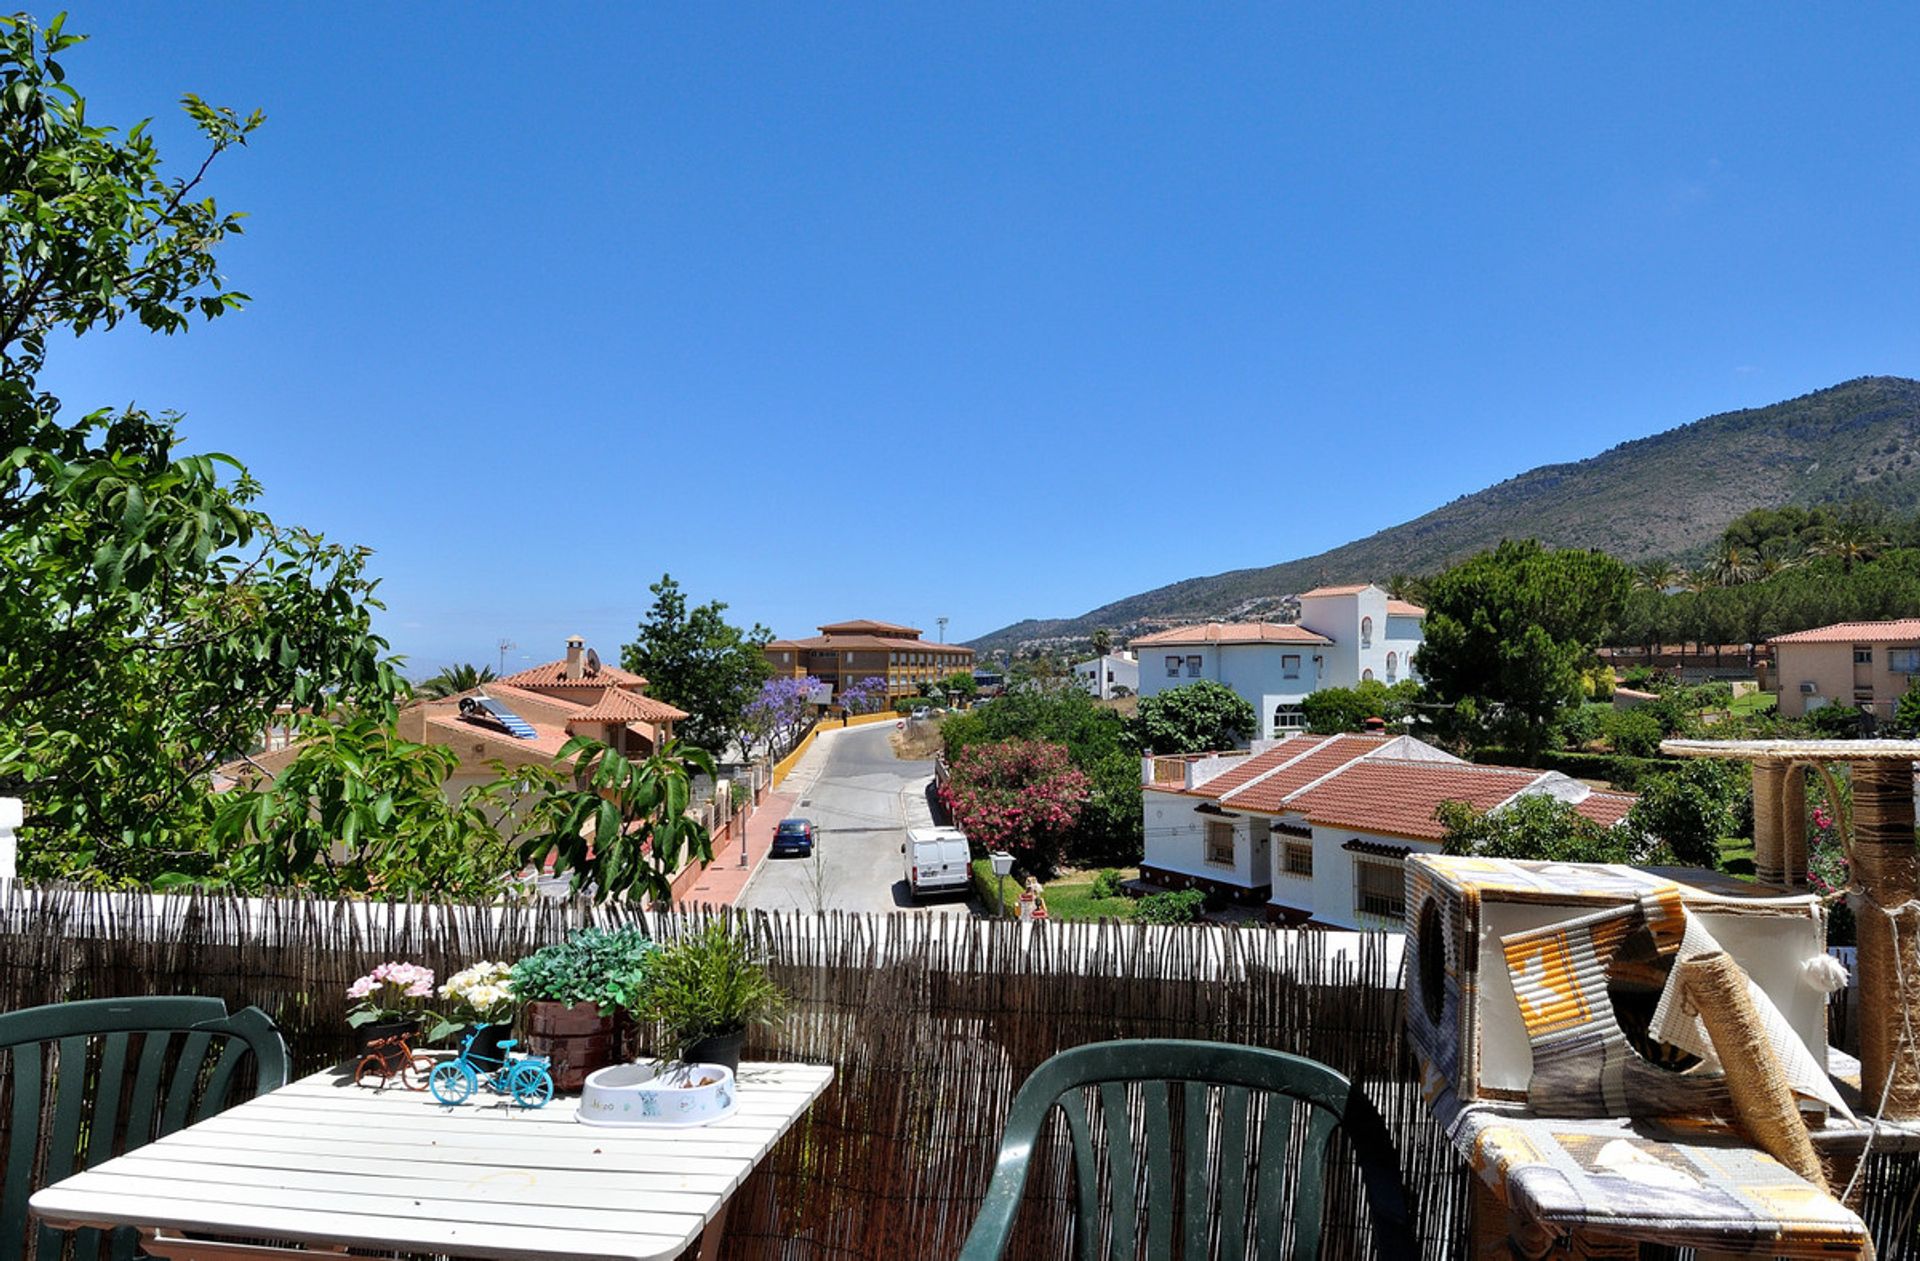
[1073,651,1139,699]
[1139,734,1636,928]
[1130,584,1426,742]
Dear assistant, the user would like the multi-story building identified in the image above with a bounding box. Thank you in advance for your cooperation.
[764,619,975,704]
[1771,619,1920,719]
[1131,583,1425,742]
[1073,651,1139,699]
[1140,734,1636,928]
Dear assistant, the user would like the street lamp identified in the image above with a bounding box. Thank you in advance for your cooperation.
[989,850,1014,919]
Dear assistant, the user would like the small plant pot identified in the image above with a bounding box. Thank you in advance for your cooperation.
[681,1029,746,1074]
[353,1016,421,1072]
[465,1021,516,1062]
[523,1000,616,1092]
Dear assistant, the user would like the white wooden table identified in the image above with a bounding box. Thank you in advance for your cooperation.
[29,1059,835,1261]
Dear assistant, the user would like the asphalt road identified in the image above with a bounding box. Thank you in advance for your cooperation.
[738,722,976,915]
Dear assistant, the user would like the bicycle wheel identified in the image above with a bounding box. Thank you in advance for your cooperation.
[398,1053,437,1092]
[429,1061,476,1106]
[509,1062,554,1109]
[352,1055,388,1090]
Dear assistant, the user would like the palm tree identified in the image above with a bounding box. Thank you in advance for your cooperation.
[1090,628,1112,657]
[1705,543,1756,588]
[1812,520,1886,575]
[1634,559,1681,592]
[418,662,496,698]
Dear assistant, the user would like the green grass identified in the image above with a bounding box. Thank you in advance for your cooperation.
[969,859,1139,921]
[1717,835,1756,880]
[1727,691,1777,716]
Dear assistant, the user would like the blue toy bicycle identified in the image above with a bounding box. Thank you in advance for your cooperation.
[429,1025,555,1109]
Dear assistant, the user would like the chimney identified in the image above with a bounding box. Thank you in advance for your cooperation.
[565,635,585,681]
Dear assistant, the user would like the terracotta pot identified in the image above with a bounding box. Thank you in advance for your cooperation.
[683,1028,746,1074]
[523,1000,616,1091]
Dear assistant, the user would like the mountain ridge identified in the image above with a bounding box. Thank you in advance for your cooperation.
[969,376,1920,654]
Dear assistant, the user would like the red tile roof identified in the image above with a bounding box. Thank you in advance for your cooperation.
[1131,622,1333,648]
[1222,735,1398,812]
[567,687,688,725]
[1574,791,1637,828]
[424,712,575,761]
[1771,620,1920,645]
[1288,759,1541,841]
[1386,599,1427,617]
[497,659,648,689]
[1189,737,1333,797]
[818,619,922,635]
[768,633,973,656]
[1297,584,1373,598]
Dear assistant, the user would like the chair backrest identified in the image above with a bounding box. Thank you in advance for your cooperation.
[0,995,288,1261]
[958,1039,1414,1261]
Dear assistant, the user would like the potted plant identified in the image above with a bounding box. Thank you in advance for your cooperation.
[428,961,517,1061]
[640,922,784,1073]
[511,927,654,1091]
[346,961,435,1067]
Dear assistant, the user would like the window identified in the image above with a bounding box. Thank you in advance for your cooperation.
[1361,616,1373,649]
[1282,842,1313,879]
[1166,656,1182,678]
[1855,647,1874,666]
[1205,820,1235,867]
[1186,654,1203,678]
[1362,668,1374,682]
[1273,703,1306,732]
[1386,652,1397,683]
[1282,654,1300,679]
[1892,649,1920,674]
[1353,856,1406,920]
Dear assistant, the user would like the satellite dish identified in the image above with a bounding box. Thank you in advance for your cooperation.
[585,647,602,676]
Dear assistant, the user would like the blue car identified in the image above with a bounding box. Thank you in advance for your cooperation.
[771,817,815,858]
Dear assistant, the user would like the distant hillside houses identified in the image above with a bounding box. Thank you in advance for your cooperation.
[1141,733,1636,929]
[1132,583,1424,741]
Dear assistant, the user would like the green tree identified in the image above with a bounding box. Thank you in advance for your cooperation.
[940,669,978,701]
[620,574,772,755]
[1626,762,1742,870]
[1301,679,1422,734]
[1416,540,1632,762]
[1438,793,1646,864]
[0,17,401,886]
[1090,628,1112,657]
[518,736,717,905]
[209,716,532,897]
[418,662,496,698]
[1127,680,1256,754]
[1892,682,1920,738]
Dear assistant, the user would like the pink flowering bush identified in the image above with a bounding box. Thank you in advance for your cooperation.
[346,961,436,1028]
[1808,802,1856,947]
[939,739,1089,875]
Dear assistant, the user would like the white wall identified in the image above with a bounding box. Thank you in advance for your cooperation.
[1297,586,1425,688]
[0,797,18,880]
[1266,819,1441,931]
[1141,792,1267,890]
[1074,653,1139,700]
[1138,643,1324,741]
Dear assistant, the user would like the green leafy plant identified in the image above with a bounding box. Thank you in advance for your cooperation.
[1134,890,1205,925]
[1090,868,1123,900]
[641,922,785,1063]
[518,736,716,905]
[510,927,656,1013]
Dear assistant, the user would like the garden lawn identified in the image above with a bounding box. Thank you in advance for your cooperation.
[970,860,1140,921]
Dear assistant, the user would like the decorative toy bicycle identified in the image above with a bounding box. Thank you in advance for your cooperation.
[428,1026,556,1109]
[353,1031,437,1091]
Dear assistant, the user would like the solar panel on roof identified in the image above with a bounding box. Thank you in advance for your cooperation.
[460,695,538,739]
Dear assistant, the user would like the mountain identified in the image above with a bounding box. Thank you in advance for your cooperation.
[970,376,1920,654]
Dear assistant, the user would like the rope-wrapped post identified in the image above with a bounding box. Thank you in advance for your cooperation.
[1753,761,1787,886]
[1679,951,1829,1192]
[1781,762,1809,889]
[1854,761,1920,1121]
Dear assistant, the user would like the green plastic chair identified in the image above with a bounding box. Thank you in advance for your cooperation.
[958,1039,1415,1261]
[0,995,289,1261]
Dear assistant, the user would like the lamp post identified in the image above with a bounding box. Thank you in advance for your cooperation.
[989,850,1014,919]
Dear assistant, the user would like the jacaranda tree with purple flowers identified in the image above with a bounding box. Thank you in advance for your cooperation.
[742,676,820,762]
[840,676,889,715]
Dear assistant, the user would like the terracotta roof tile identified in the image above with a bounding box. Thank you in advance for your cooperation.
[1288,759,1541,841]
[497,659,648,689]
[768,633,973,656]
[1130,622,1333,648]
[1188,737,1332,797]
[1771,620,1920,645]
[567,687,688,725]
[1297,584,1373,598]
[1574,791,1638,828]
[424,712,575,760]
[818,619,922,635]
[1386,599,1427,617]
[1222,735,1396,812]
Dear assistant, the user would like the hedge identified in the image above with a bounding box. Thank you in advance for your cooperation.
[1471,746,1676,790]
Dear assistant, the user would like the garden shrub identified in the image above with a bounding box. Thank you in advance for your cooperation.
[1135,890,1205,925]
[1090,868,1123,900]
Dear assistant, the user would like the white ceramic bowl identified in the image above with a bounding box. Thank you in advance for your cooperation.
[576,1060,738,1129]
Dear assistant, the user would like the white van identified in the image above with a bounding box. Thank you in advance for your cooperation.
[903,826,971,901]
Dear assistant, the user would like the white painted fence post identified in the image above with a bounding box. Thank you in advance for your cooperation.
[0,797,19,880]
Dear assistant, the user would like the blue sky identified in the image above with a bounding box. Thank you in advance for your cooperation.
[38,4,1920,673]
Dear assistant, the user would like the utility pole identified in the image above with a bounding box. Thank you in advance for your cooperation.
[496,638,516,674]
[937,616,948,644]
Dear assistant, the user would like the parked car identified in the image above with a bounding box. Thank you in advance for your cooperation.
[910,706,931,720]
[771,817,815,858]
[902,826,970,900]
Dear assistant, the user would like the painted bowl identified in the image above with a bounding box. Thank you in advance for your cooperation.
[576,1060,737,1129]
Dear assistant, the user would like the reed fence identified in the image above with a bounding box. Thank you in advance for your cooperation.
[2,886,1913,1259]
